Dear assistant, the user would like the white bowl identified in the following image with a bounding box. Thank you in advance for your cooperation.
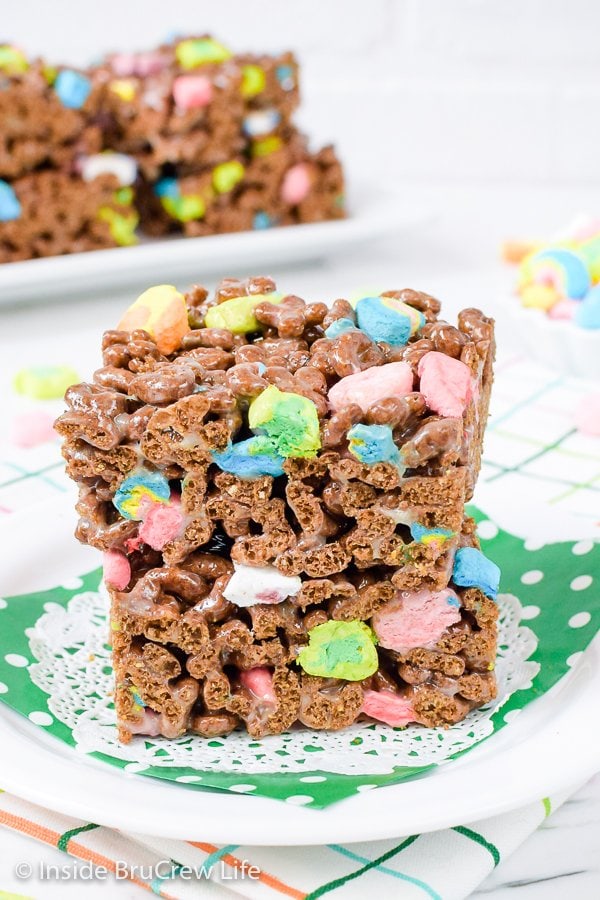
[507,296,600,380]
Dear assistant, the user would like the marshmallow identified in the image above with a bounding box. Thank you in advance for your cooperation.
[138,500,184,550]
[328,361,413,413]
[11,410,56,448]
[175,38,232,69]
[249,385,321,458]
[212,160,245,194]
[418,351,473,417]
[298,620,379,680]
[13,365,79,400]
[575,285,600,329]
[0,44,28,74]
[520,247,591,302]
[211,437,286,479]
[117,284,190,354]
[372,589,462,654]
[243,109,281,137]
[281,163,311,205]
[103,550,131,591]
[0,180,21,221]
[223,563,302,607]
[347,423,402,468]
[241,64,266,98]
[452,547,500,599]
[81,152,137,187]
[172,75,213,110]
[547,298,578,320]
[355,295,425,346]
[54,70,91,109]
[361,690,415,727]
[240,667,276,702]
[204,292,281,334]
[324,318,356,339]
[113,468,171,521]
[410,523,454,546]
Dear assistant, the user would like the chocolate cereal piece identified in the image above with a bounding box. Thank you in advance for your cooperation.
[56,278,498,739]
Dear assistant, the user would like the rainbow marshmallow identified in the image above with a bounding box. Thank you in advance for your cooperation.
[113,469,171,521]
[355,296,425,346]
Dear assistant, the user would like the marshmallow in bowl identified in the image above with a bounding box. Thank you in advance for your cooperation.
[223,563,302,607]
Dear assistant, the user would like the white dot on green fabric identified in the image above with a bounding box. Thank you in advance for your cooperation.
[228,784,257,793]
[285,794,314,805]
[175,775,203,783]
[521,605,540,620]
[504,709,521,723]
[124,762,148,773]
[568,611,591,628]
[524,537,545,551]
[572,540,594,556]
[5,653,29,667]
[61,577,83,590]
[521,570,544,585]
[24,627,34,638]
[570,575,593,592]
[28,711,53,726]
[0,598,7,609]
[300,775,327,783]
[477,520,498,540]
[356,784,378,792]
[567,651,583,667]
[0,682,8,694]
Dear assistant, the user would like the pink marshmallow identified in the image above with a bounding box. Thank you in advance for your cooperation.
[362,690,415,727]
[328,361,414,413]
[547,298,578,320]
[103,549,131,590]
[11,410,57,448]
[372,588,462,655]
[125,535,144,554]
[111,51,165,77]
[138,501,184,550]
[172,75,213,110]
[574,393,600,436]
[127,707,161,736]
[240,667,276,703]
[281,163,311,205]
[418,351,473,417]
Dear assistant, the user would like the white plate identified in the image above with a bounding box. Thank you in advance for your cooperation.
[0,184,427,306]
[0,499,599,845]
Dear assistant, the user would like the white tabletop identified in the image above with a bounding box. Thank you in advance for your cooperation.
[0,182,598,898]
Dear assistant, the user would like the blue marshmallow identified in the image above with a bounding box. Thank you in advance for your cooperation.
[575,285,600,330]
[347,423,402,468]
[0,180,21,221]
[410,523,454,544]
[211,437,285,479]
[54,70,92,109]
[452,547,500,600]
[324,317,357,339]
[253,211,273,230]
[355,295,425,346]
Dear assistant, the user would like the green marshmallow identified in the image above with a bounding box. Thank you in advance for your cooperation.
[204,293,281,334]
[176,38,232,69]
[248,384,321,458]
[160,193,206,222]
[298,620,379,681]
[212,161,245,194]
[13,365,80,400]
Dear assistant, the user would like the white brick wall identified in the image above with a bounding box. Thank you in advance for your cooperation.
[6,0,600,185]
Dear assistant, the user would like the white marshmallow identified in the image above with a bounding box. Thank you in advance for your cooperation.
[243,109,281,137]
[223,563,301,607]
[81,153,138,186]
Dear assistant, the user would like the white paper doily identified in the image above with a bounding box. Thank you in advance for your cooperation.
[27,590,538,776]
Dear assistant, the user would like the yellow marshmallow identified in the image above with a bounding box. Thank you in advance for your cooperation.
[117,284,189,354]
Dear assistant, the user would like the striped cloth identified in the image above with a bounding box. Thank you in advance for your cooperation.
[0,788,575,899]
[0,353,598,898]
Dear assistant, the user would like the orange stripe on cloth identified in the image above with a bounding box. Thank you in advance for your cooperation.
[0,809,176,900]
[189,841,307,899]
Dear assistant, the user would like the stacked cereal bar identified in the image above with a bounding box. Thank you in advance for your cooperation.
[55,279,500,741]
[0,37,343,262]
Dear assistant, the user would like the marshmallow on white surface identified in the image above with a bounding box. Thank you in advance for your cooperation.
[223,563,302,607]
